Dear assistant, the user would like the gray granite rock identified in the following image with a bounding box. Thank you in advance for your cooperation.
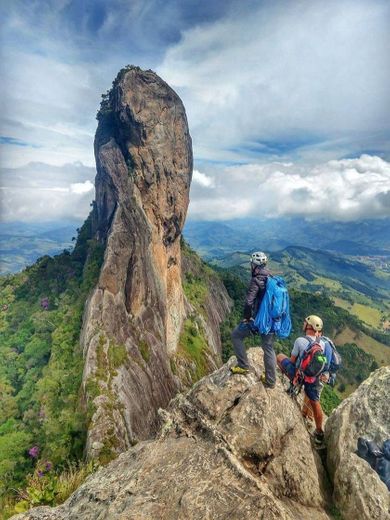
[325,366,390,520]
[80,66,231,460]
[13,349,332,520]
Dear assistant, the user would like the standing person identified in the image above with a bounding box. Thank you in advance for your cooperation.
[276,315,332,446]
[230,251,276,389]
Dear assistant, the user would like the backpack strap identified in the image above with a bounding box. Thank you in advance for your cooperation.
[304,335,316,346]
[296,336,315,370]
[301,336,316,357]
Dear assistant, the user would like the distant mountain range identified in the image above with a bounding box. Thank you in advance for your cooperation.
[184,217,390,259]
[1,217,389,275]
[0,221,81,274]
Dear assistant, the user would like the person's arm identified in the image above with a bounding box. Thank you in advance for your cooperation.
[243,277,262,319]
[320,372,330,383]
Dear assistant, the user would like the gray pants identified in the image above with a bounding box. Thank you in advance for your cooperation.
[231,322,276,385]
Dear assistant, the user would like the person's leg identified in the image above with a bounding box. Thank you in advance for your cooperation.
[261,333,276,386]
[302,378,324,420]
[302,395,314,420]
[310,400,324,432]
[304,381,324,434]
[231,323,252,369]
[276,353,287,370]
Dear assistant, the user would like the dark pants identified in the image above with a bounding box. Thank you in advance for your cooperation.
[231,322,276,385]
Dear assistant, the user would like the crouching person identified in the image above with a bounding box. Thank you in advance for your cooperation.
[277,315,332,446]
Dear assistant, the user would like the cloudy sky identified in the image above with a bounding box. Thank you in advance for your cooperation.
[1,0,389,222]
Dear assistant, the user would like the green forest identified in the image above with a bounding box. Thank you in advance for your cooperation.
[0,215,104,516]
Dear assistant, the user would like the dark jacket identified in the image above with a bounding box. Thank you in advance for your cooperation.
[243,265,271,320]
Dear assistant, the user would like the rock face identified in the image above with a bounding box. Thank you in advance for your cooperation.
[81,66,231,460]
[13,350,332,520]
[325,366,390,520]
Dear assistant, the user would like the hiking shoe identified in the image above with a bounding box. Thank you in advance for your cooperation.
[313,430,325,447]
[230,365,249,375]
[260,373,275,389]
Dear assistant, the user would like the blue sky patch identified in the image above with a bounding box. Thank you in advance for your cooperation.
[0,136,40,148]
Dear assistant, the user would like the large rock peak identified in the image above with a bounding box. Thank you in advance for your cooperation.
[94,65,192,250]
[80,66,216,460]
[93,66,192,350]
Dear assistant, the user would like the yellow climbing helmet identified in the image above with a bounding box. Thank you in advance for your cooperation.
[305,315,323,332]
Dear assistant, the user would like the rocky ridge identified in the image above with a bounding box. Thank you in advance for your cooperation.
[13,349,332,520]
[326,366,390,520]
[13,352,390,520]
[80,66,231,460]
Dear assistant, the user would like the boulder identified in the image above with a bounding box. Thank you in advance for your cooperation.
[325,366,390,520]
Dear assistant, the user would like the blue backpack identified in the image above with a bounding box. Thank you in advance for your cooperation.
[321,336,342,385]
[253,276,292,338]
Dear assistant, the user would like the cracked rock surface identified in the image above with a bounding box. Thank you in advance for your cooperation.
[14,349,332,520]
[325,366,390,520]
[80,66,230,459]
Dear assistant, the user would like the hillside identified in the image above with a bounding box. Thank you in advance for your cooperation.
[212,246,390,333]
[270,246,390,301]
[0,217,102,512]
[0,235,230,518]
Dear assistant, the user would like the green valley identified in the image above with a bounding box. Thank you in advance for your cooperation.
[211,245,390,333]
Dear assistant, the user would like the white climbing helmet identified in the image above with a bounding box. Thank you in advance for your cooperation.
[251,251,268,266]
[305,315,323,332]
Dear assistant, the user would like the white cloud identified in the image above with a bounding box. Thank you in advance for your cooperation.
[192,169,215,188]
[0,1,389,227]
[0,162,95,221]
[158,0,390,162]
[0,50,102,167]
[70,180,94,194]
[188,154,390,221]
[2,154,387,223]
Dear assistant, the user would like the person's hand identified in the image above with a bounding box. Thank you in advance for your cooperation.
[320,373,329,383]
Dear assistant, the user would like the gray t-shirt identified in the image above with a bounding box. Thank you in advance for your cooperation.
[291,334,318,358]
